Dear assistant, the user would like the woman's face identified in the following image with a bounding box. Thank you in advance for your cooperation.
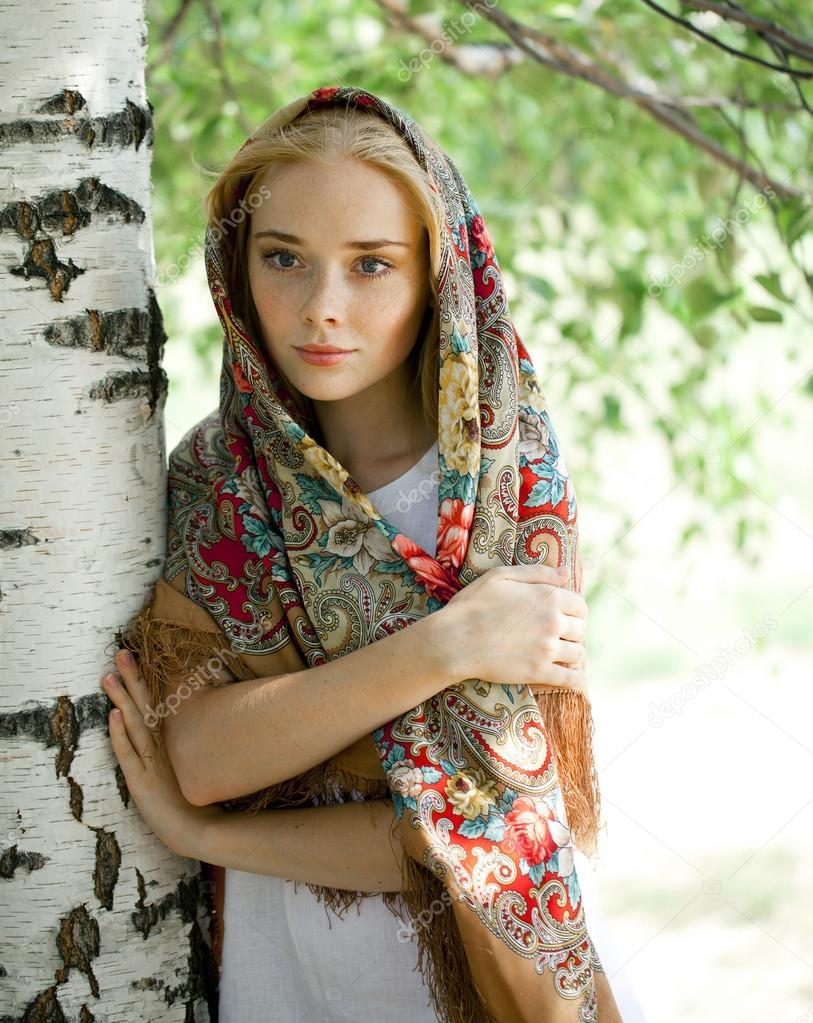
[246,156,432,405]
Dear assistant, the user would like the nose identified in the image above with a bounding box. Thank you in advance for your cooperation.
[300,266,345,327]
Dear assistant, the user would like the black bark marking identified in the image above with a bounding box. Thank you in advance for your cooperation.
[7,984,69,1022]
[0,93,153,150]
[8,236,84,301]
[130,872,218,1017]
[146,287,169,413]
[51,696,79,780]
[0,846,48,878]
[79,1004,95,1021]
[54,288,168,411]
[87,368,168,411]
[54,904,100,998]
[2,178,145,301]
[68,777,83,823]
[0,528,40,550]
[0,693,120,878]
[91,829,121,912]
[114,763,130,809]
[44,307,150,359]
[87,287,168,413]
[37,89,87,115]
[0,693,108,744]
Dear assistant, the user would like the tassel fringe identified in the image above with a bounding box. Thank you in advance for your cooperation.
[397,853,496,1023]
[118,602,252,747]
[533,687,603,858]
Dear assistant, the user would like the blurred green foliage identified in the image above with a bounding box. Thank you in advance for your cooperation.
[145,0,812,562]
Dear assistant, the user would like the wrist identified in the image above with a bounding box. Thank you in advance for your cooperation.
[413,605,466,688]
[175,806,226,863]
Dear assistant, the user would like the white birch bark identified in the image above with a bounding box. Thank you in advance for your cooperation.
[0,1,215,1019]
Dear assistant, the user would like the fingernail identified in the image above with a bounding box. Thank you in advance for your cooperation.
[119,650,133,666]
[104,674,119,687]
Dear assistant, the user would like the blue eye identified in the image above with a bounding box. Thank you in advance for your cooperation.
[260,249,394,281]
[261,249,298,270]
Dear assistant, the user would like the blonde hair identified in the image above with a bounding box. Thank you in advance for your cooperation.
[203,105,442,442]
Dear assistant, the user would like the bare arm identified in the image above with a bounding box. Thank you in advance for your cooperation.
[165,608,459,807]
[182,798,404,893]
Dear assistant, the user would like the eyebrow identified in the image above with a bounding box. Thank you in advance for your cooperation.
[252,229,411,250]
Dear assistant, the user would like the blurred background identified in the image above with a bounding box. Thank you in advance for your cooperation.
[144,1,813,1017]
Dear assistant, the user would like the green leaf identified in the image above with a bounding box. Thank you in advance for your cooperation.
[692,324,719,350]
[754,273,788,304]
[747,305,783,322]
[684,280,738,322]
[776,199,813,248]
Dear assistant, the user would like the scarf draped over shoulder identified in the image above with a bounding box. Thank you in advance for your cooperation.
[123,85,621,1023]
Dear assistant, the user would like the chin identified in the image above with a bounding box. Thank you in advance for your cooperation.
[286,367,365,403]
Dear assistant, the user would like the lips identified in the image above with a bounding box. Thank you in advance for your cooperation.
[294,347,356,366]
[295,345,355,354]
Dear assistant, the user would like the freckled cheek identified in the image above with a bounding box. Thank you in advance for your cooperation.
[249,274,423,342]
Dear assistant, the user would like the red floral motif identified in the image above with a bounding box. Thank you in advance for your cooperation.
[437,497,474,569]
[232,362,253,393]
[470,214,494,259]
[311,86,340,101]
[392,534,459,602]
[504,796,559,866]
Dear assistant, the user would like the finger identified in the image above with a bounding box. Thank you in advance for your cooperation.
[532,663,589,700]
[102,669,153,760]
[500,563,570,585]
[115,649,158,724]
[558,614,587,644]
[559,590,588,620]
[553,637,585,667]
[108,708,145,779]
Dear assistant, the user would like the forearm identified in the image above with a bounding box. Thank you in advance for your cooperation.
[187,798,404,893]
[179,607,459,806]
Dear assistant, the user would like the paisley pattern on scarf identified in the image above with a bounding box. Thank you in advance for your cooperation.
[165,85,613,1021]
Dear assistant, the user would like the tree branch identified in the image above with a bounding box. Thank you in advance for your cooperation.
[372,0,526,77]
[149,0,196,71]
[452,0,804,199]
[638,0,813,77]
[198,0,254,137]
[680,1,813,62]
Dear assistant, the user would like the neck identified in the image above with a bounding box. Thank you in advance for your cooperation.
[311,365,436,485]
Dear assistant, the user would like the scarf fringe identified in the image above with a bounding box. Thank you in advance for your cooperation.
[397,854,496,1023]
[533,687,603,858]
[118,602,253,747]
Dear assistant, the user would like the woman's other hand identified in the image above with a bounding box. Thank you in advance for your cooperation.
[440,562,588,697]
[101,649,223,858]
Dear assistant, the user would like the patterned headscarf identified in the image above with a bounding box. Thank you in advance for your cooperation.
[165,85,618,1022]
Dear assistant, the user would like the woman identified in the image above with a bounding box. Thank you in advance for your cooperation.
[103,86,647,1022]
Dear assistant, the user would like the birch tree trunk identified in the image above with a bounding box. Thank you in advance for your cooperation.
[0,1,217,1019]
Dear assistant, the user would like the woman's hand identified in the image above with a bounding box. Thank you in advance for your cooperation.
[101,649,224,859]
[441,562,588,697]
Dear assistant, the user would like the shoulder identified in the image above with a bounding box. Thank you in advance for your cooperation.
[167,408,227,486]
